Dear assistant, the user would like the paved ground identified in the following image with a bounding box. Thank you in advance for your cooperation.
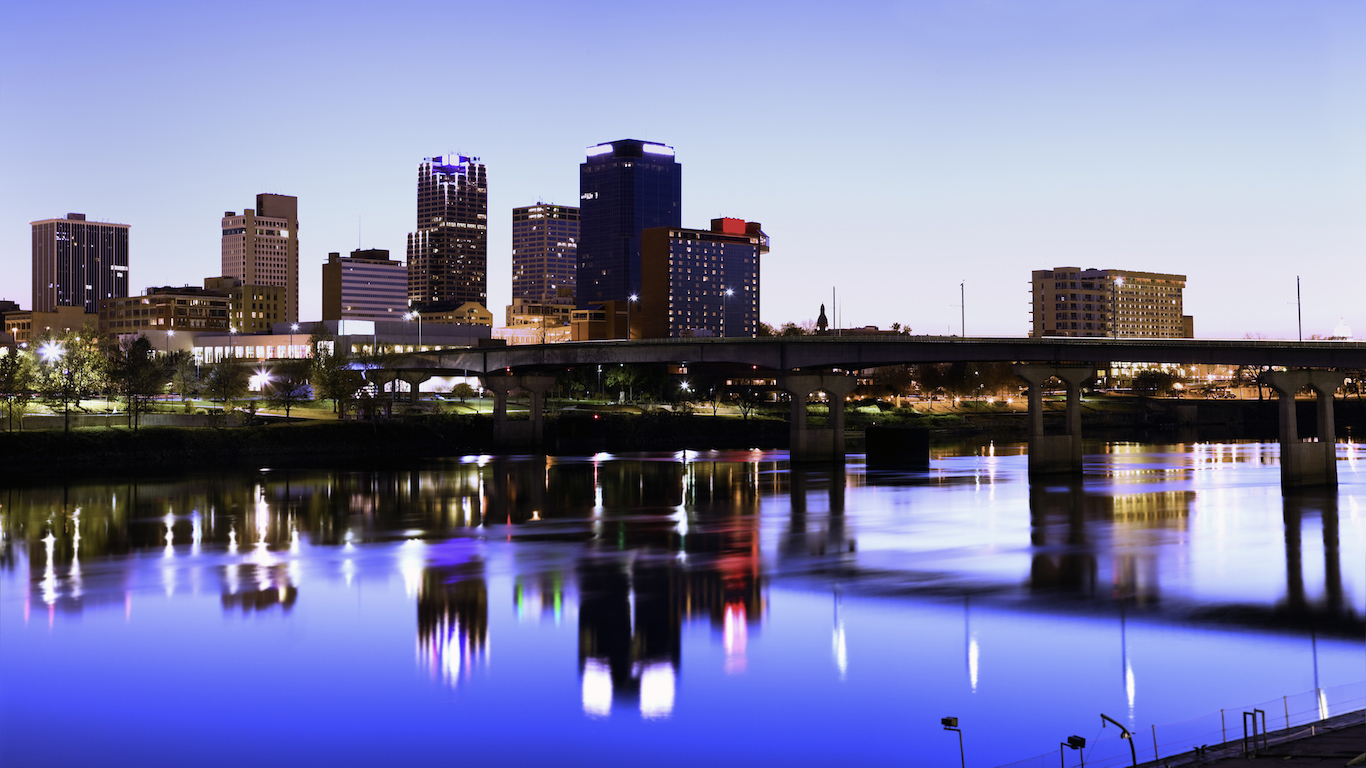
[1147,710,1365,767]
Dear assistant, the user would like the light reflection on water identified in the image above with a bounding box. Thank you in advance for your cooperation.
[0,441,1362,768]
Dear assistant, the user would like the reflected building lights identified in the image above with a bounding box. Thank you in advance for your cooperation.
[832,592,847,681]
[582,659,613,717]
[638,662,676,719]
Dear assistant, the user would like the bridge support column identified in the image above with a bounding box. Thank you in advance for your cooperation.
[1264,370,1345,489]
[1014,365,1096,477]
[397,372,432,404]
[778,374,859,463]
[485,374,556,450]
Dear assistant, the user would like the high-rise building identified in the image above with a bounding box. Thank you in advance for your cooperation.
[407,155,487,311]
[322,249,408,322]
[1030,267,1192,338]
[31,213,130,313]
[220,194,299,323]
[512,203,579,303]
[577,140,681,307]
[639,218,767,339]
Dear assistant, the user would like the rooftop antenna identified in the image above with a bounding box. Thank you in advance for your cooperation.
[358,215,362,249]
[1297,276,1303,341]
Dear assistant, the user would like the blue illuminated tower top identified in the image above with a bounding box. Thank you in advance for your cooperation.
[577,140,681,307]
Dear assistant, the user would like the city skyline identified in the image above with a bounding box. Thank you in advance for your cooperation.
[1,1,1362,339]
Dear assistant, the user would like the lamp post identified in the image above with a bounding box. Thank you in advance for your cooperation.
[627,293,638,340]
[165,329,175,357]
[1111,276,1124,338]
[405,310,423,350]
[1061,735,1086,767]
[722,287,734,337]
[941,717,965,768]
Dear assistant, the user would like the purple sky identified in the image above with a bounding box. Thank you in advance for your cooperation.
[2,0,1362,338]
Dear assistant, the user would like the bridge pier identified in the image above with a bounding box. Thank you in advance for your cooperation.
[1014,365,1096,477]
[485,374,556,450]
[1264,370,1345,489]
[397,372,432,403]
[778,374,859,463]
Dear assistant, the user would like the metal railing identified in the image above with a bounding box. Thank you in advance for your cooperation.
[990,681,1365,768]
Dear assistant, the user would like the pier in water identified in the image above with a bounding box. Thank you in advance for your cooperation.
[1,440,1362,767]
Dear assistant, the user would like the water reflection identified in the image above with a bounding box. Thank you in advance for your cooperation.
[1,444,1362,750]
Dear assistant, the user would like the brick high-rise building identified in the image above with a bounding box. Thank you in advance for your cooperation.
[639,218,767,339]
[1030,267,1191,338]
[407,155,487,311]
[31,213,129,313]
[221,194,299,323]
[577,140,681,307]
[512,203,578,303]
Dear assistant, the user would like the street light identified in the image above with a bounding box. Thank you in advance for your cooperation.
[1061,735,1086,767]
[722,287,734,337]
[166,329,175,357]
[1111,276,1124,338]
[942,717,965,768]
[38,341,63,365]
[627,294,639,341]
[404,310,423,350]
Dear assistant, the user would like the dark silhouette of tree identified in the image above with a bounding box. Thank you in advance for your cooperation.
[312,343,363,415]
[0,350,35,431]
[1133,370,1176,396]
[107,336,170,430]
[168,351,200,411]
[267,360,313,417]
[204,359,250,416]
[450,382,477,404]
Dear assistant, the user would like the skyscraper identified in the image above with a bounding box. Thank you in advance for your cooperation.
[407,155,488,311]
[577,140,681,307]
[220,194,299,323]
[31,213,130,313]
[512,203,579,303]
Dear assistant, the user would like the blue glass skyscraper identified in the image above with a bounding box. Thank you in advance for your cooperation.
[577,140,681,307]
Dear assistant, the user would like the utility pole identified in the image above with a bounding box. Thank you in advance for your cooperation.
[1297,276,1303,341]
[960,281,965,337]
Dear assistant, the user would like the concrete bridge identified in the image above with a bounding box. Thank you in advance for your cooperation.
[390,336,1366,486]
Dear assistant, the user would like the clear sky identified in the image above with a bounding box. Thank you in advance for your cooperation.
[2,0,1362,339]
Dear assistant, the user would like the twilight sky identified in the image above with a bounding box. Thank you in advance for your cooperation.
[2,0,1362,339]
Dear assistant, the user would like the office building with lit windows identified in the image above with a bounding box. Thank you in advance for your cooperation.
[1030,267,1192,338]
[221,194,299,323]
[577,140,681,308]
[639,218,767,339]
[31,213,130,313]
[407,155,488,311]
[322,249,408,322]
[512,203,578,303]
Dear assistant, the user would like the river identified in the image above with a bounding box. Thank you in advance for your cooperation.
[1,440,1362,767]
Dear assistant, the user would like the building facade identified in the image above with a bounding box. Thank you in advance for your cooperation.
[220,194,299,323]
[31,213,130,314]
[322,249,407,322]
[639,218,767,339]
[407,156,488,311]
[3,307,96,345]
[98,286,231,334]
[577,140,681,307]
[203,276,285,334]
[512,203,578,303]
[1030,267,1192,338]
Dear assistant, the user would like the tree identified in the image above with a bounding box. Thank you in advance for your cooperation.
[778,322,810,337]
[1133,370,1176,397]
[450,382,477,404]
[204,359,250,415]
[107,336,169,430]
[267,360,313,417]
[168,351,200,411]
[33,328,106,433]
[312,343,363,414]
[606,364,646,402]
[757,322,776,338]
[0,349,35,432]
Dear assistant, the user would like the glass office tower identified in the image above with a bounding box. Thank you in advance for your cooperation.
[408,155,488,311]
[577,140,681,307]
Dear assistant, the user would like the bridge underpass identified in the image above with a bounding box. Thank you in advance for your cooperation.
[387,336,1366,487]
